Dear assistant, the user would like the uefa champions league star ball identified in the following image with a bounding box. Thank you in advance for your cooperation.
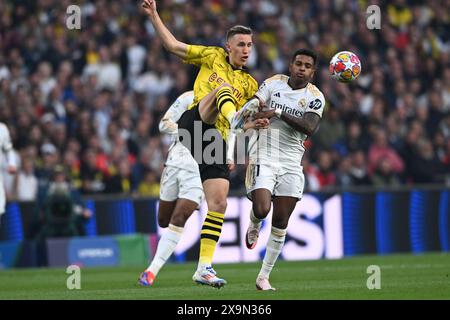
[329,51,361,83]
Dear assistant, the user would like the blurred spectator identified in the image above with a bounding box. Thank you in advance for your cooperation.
[343,120,370,153]
[133,54,174,109]
[443,140,450,168]
[335,156,354,188]
[36,61,56,105]
[80,148,105,194]
[314,151,336,189]
[104,159,133,194]
[438,114,450,140]
[137,170,160,197]
[314,107,345,150]
[426,90,445,137]
[368,129,405,176]
[409,139,446,184]
[123,34,147,88]
[82,46,121,91]
[131,147,153,188]
[35,143,60,192]
[13,156,38,201]
[385,113,404,153]
[35,165,92,239]
[302,154,321,192]
[388,0,413,29]
[349,150,372,185]
[371,158,402,187]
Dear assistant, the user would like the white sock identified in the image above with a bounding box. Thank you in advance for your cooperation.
[146,224,183,276]
[197,261,209,271]
[250,209,262,228]
[258,226,286,279]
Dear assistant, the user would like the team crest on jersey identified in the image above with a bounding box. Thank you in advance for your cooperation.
[240,79,249,88]
[298,99,307,108]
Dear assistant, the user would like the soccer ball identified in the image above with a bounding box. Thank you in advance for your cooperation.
[329,51,361,83]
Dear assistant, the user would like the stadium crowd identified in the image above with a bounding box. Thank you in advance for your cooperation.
[0,0,449,201]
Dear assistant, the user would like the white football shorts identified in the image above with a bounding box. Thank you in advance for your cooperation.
[245,163,305,200]
[159,165,204,205]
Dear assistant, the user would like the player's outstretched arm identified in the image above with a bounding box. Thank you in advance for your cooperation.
[142,0,188,59]
[254,110,320,136]
[281,112,320,136]
[159,91,194,134]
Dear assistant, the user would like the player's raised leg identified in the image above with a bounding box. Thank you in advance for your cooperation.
[192,178,229,288]
[256,196,297,291]
[139,198,199,286]
[197,83,234,125]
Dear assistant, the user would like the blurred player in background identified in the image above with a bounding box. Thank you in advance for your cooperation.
[244,49,325,290]
[141,0,266,287]
[138,91,204,287]
[0,123,17,225]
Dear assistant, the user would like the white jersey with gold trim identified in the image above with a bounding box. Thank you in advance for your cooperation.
[249,74,325,171]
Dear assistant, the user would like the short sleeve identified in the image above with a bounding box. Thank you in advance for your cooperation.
[305,92,326,118]
[184,45,221,68]
[254,79,273,104]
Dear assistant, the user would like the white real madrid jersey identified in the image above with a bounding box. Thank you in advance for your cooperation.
[249,74,325,170]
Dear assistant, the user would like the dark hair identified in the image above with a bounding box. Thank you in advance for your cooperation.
[291,48,318,66]
[226,25,253,41]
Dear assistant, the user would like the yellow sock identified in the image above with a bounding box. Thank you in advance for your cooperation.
[216,86,236,124]
[199,211,225,266]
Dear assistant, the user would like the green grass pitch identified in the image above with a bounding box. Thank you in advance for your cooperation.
[0,253,449,300]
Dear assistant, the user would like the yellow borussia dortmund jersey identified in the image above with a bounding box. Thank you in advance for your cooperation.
[184,45,258,141]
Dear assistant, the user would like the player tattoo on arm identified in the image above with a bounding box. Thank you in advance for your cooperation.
[280,112,320,136]
[254,110,320,136]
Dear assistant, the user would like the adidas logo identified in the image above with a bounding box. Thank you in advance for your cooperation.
[274,92,281,98]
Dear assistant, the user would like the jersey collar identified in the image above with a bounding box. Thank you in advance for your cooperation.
[226,56,250,73]
[287,77,309,90]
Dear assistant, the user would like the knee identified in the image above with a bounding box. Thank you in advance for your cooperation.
[207,197,227,213]
[253,202,271,220]
[200,110,218,125]
[199,99,218,124]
